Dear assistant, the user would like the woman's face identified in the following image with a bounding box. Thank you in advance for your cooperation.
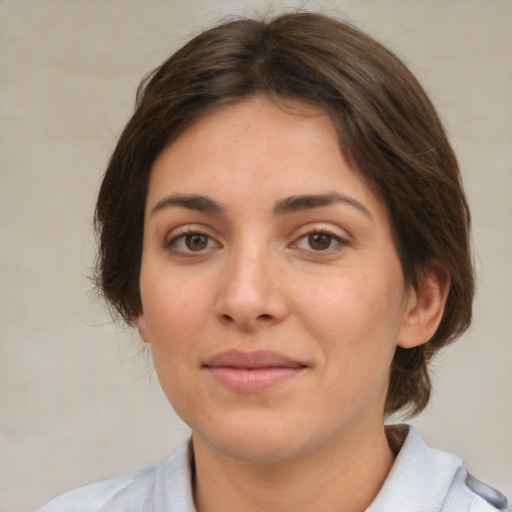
[138,96,416,463]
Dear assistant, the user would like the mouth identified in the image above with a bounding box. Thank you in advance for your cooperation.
[202,350,308,393]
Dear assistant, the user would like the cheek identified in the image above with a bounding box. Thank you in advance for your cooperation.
[295,266,405,358]
[140,273,214,378]
[142,269,209,331]
[142,279,209,413]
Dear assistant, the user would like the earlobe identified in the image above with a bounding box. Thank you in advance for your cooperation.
[397,269,450,349]
[137,315,150,344]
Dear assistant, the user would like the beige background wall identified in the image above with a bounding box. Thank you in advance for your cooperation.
[1,1,510,510]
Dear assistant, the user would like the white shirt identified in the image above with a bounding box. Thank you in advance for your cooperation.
[38,425,509,512]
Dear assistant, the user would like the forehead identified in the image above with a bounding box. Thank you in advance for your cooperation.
[156,96,338,166]
[147,95,388,223]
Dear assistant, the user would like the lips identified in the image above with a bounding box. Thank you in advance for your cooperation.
[202,350,308,393]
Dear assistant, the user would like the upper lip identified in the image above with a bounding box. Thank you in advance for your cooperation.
[203,350,307,369]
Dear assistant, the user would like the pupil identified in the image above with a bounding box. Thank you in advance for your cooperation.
[309,233,330,250]
[186,234,207,251]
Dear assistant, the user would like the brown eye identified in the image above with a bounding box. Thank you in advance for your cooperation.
[185,234,208,251]
[308,233,333,250]
[166,230,220,256]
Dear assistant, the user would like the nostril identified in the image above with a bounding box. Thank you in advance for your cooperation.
[258,314,273,321]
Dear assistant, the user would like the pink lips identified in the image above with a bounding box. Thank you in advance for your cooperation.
[203,350,307,393]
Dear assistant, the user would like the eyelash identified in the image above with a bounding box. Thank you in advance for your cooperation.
[164,227,219,256]
[291,228,348,255]
[164,227,348,256]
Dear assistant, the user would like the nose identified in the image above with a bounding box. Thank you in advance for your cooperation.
[214,246,290,331]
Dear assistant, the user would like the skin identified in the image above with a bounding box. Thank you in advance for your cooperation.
[138,96,447,512]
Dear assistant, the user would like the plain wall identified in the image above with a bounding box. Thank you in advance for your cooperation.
[1,1,510,510]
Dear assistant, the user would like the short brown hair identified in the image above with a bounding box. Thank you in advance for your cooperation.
[94,12,474,417]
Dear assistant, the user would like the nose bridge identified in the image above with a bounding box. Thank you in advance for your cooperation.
[215,234,287,329]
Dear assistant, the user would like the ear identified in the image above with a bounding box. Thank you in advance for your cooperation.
[137,314,150,344]
[397,268,450,349]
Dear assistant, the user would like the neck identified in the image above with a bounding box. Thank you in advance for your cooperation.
[192,423,396,512]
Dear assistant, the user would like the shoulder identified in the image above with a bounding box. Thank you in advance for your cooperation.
[443,465,510,512]
[36,442,196,512]
[36,462,161,512]
[368,425,510,512]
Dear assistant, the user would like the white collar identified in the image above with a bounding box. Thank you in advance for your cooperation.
[153,425,463,512]
[367,425,462,512]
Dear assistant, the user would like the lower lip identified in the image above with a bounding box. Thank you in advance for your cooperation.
[205,366,305,393]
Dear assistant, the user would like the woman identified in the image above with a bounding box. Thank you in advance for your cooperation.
[38,11,509,512]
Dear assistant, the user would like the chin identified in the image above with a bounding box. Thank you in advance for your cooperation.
[213,435,302,464]
[194,412,311,464]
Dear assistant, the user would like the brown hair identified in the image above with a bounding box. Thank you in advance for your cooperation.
[94,12,474,417]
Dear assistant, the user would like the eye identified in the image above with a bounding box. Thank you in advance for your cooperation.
[182,234,209,251]
[166,231,219,254]
[294,231,345,252]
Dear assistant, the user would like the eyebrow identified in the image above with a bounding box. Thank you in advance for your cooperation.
[150,194,224,215]
[150,191,371,218]
[274,192,371,218]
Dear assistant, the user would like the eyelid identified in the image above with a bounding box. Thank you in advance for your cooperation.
[164,224,221,254]
[289,224,350,253]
